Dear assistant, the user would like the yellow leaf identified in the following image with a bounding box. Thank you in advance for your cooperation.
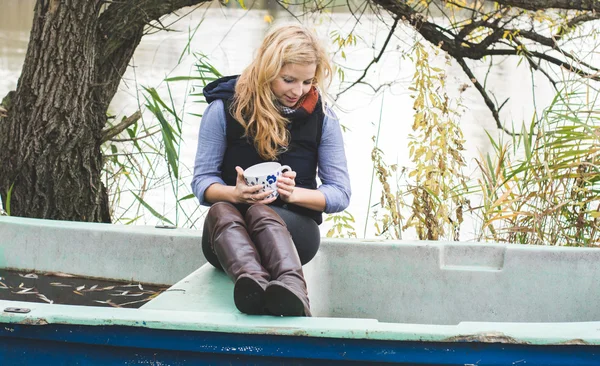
[264,14,274,23]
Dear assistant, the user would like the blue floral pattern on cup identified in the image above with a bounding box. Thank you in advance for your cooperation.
[243,162,291,200]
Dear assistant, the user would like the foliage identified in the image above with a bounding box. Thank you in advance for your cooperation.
[364,93,403,240]
[359,43,600,246]
[400,43,469,241]
[364,0,600,134]
[476,81,600,246]
[101,53,221,227]
[325,210,357,238]
[370,144,403,239]
[0,183,12,216]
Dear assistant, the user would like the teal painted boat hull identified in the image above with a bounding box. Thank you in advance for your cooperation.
[2,323,600,365]
[1,216,600,365]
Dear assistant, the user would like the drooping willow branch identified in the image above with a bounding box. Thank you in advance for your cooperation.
[336,16,400,98]
[455,57,514,134]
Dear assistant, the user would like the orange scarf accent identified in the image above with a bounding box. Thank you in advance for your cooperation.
[293,86,319,114]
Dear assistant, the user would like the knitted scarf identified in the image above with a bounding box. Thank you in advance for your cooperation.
[277,86,319,116]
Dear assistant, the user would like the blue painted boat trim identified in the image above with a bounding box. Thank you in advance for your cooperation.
[1,323,599,365]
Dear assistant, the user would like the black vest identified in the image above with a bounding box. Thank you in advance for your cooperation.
[221,99,324,224]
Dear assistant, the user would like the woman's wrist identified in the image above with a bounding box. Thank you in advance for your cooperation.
[205,184,241,205]
[283,187,326,212]
[282,188,296,204]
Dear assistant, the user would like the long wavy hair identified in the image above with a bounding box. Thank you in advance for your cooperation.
[233,24,333,161]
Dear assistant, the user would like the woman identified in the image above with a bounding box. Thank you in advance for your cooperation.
[191,24,351,317]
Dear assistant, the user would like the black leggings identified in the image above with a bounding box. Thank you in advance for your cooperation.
[201,205,321,270]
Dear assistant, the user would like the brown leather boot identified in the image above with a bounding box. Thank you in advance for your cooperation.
[245,204,312,317]
[205,202,270,315]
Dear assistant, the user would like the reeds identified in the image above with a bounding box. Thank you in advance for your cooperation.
[475,82,600,246]
[102,52,222,228]
[366,43,599,246]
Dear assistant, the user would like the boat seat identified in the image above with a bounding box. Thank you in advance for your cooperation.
[141,264,238,314]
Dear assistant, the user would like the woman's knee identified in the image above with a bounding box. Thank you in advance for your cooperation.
[245,203,286,229]
[207,201,238,217]
[206,202,246,231]
[201,239,223,270]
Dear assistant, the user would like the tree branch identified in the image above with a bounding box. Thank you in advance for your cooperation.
[101,111,142,143]
[336,16,400,97]
[566,13,600,29]
[455,57,515,135]
[492,0,600,12]
[483,25,600,73]
[506,37,559,89]
[528,50,600,81]
[367,0,600,133]
[109,128,161,142]
[95,0,212,108]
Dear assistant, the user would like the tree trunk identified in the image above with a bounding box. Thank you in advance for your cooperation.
[0,0,109,222]
[0,0,210,222]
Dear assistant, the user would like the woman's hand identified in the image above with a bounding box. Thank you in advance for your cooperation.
[235,166,277,205]
[277,170,297,203]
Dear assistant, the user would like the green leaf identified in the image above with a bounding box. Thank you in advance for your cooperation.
[5,183,14,216]
[145,97,180,179]
[164,76,218,82]
[522,122,532,163]
[133,193,174,226]
[123,215,143,225]
[143,87,181,126]
[178,194,196,202]
[178,19,204,64]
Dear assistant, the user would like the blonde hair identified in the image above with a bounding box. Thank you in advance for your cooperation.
[233,24,333,161]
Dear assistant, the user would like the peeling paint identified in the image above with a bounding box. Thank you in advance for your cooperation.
[256,326,310,337]
[444,332,526,344]
[292,329,310,337]
[559,338,589,345]
[18,318,49,326]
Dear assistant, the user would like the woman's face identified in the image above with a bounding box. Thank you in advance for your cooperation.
[271,63,317,107]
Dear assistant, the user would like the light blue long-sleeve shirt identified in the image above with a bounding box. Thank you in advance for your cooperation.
[191,99,351,214]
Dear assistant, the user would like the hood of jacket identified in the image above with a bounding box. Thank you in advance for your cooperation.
[203,75,239,104]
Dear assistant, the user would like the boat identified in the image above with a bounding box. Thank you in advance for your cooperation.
[1,215,599,365]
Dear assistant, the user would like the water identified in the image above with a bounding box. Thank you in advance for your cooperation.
[0,1,566,240]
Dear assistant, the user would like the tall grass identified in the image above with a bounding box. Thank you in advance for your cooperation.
[101,52,222,228]
[475,81,600,246]
[366,42,599,246]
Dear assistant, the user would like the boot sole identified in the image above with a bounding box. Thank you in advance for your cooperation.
[265,282,305,316]
[234,276,265,315]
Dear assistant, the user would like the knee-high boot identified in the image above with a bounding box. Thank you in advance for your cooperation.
[245,204,311,317]
[205,202,270,315]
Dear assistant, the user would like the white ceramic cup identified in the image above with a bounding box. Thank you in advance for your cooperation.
[243,162,292,199]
